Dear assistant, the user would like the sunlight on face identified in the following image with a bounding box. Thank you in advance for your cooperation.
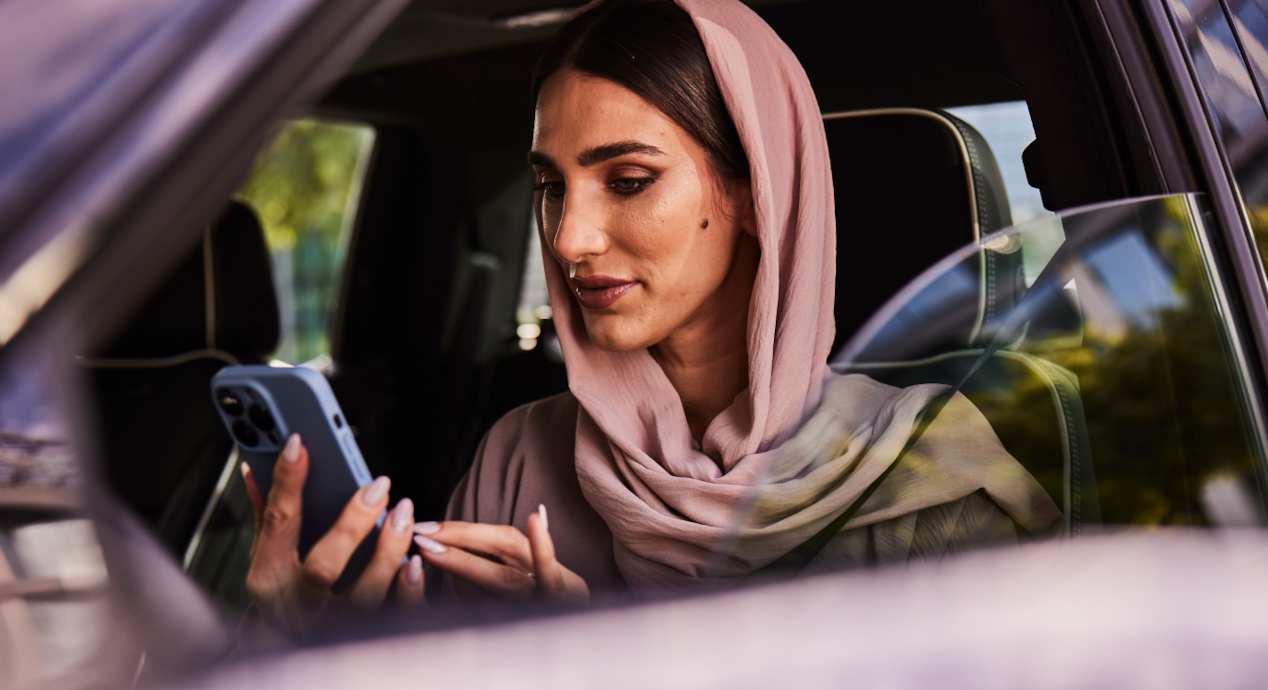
[530,70,755,352]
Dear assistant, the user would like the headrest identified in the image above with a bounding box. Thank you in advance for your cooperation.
[824,108,1017,352]
[101,200,279,362]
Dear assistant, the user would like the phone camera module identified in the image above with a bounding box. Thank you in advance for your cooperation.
[231,419,260,447]
[248,404,276,432]
[216,388,243,416]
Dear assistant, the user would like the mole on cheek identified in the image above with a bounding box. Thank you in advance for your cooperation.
[701,219,709,229]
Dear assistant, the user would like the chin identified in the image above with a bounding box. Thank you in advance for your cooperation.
[582,314,657,352]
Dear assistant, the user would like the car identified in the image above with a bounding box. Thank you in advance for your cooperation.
[4,0,1268,687]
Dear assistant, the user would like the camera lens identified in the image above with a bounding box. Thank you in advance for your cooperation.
[248,404,276,431]
[216,388,243,416]
[231,419,260,447]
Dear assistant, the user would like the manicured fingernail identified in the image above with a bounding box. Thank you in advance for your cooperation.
[391,498,414,534]
[406,555,423,585]
[363,476,390,506]
[414,535,447,554]
[240,462,250,477]
[413,521,440,535]
[538,504,549,531]
[282,434,301,463]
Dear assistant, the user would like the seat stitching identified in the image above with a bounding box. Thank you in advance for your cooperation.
[958,124,990,232]
[1051,372,1081,536]
[954,118,996,332]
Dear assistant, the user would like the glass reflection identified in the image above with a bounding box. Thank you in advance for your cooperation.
[820,194,1266,538]
[1174,0,1268,270]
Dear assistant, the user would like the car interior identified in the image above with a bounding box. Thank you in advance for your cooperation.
[76,0,1260,616]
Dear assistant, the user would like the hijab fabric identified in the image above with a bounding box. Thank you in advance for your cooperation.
[487,0,1060,593]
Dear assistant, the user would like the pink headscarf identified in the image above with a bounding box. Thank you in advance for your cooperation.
[456,0,1060,594]
[550,0,835,480]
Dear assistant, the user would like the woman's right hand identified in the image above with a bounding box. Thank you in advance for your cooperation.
[241,434,424,634]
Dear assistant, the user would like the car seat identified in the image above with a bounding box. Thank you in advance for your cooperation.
[825,108,1024,350]
[83,200,279,556]
[826,108,1097,536]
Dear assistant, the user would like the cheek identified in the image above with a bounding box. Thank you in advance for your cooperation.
[616,185,705,278]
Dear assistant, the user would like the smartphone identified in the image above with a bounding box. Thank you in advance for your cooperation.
[211,364,377,591]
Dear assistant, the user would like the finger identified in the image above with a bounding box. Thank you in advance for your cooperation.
[301,475,392,592]
[414,536,535,599]
[413,521,533,572]
[561,569,590,600]
[395,555,426,607]
[527,505,566,598]
[253,434,309,570]
[345,497,416,609]
[242,463,264,536]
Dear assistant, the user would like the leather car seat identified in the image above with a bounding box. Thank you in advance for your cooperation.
[84,200,279,557]
[825,108,1097,536]
[825,108,1024,350]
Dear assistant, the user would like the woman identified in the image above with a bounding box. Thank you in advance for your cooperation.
[244,0,1060,625]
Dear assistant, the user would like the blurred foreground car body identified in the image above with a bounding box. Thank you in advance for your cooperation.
[4,0,1268,687]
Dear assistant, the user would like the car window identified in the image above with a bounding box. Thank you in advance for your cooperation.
[1172,0,1268,273]
[945,100,1047,225]
[237,118,376,367]
[830,193,1268,531]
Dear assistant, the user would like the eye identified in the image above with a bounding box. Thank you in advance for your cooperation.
[534,180,565,201]
[611,177,654,195]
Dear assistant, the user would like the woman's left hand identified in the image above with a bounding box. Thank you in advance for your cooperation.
[412,506,590,604]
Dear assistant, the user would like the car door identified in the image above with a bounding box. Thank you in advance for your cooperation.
[0,0,408,685]
[4,0,1268,687]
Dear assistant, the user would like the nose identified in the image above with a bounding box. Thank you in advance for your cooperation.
[547,187,608,266]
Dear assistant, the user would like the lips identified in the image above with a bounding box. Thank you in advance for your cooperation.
[571,275,638,310]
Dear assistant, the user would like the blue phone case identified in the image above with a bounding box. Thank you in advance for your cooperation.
[210,365,378,590]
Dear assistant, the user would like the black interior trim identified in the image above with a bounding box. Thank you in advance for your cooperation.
[977,0,1135,210]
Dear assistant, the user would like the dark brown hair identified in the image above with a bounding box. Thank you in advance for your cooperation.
[532,0,750,182]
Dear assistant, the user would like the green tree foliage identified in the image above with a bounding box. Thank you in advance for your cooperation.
[853,199,1261,532]
[237,119,373,363]
[978,199,1259,527]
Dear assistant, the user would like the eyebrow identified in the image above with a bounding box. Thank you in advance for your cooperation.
[527,141,666,169]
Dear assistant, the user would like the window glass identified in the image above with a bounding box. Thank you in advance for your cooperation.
[237,118,376,366]
[830,194,1267,532]
[946,101,1047,224]
[1172,0,1268,271]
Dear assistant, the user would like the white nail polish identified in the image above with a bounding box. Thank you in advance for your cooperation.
[363,476,390,506]
[413,521,441,535]
[392,498,414,534]
[538,503,549,531]
[282,434,301,463]
[406,555,423,586]
[414,535,447,554]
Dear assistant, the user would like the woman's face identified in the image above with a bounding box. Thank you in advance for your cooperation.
[531,69,755,352]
